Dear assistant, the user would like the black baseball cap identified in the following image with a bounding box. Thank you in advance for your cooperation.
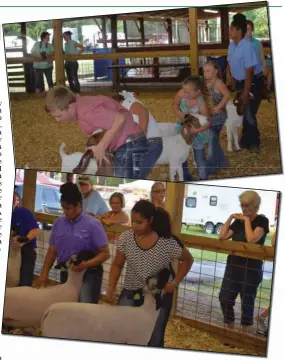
[63,31,73,36]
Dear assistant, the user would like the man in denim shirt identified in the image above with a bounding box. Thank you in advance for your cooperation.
[77,175,109,217]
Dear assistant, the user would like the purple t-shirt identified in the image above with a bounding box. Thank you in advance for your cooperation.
[49,212,108,264]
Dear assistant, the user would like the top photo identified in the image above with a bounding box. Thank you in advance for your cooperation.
[3,1,281,182]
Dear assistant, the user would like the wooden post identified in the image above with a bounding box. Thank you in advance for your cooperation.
[111,15,119,91]
[123,20,129,47]
[165,182,185,316]
[52,19,65,86]
[220,8,230,48]
[20,22,27,56]
[189,8,199,76]
[22,170,37,212]
[102,17,107,48]
[166,19,173,44]
[139,18,145,45]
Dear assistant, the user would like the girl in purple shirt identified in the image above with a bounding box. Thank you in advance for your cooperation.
[36,182,110,304]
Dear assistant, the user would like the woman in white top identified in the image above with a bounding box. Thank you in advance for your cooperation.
[112,91,163,179]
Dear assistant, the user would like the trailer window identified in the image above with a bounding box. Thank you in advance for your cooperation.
[185,197,197,208]
[210,196,217,206]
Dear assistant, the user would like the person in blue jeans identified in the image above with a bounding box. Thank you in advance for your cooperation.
[107,200,193,347]
[36,182,110,304]
[11,185,41,287]
[112,92,163,179]
[204,60,231,174]
[173,76,211,181]
[227,13,263,152]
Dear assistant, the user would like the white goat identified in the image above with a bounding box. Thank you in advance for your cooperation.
[6,235,22,288]
[155,114,207,181]
[41,284,160,345]
[59,128,107,174]
[3,254,88,330]
[59,143,98,174]
[157,122,197,169]
[225,101,243,152]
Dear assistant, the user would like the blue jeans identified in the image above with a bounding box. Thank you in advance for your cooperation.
[118,289,173,348]
[19,246,37,287]
[60,266,103,304]
[235,74,264,149]
[208,125,228,174]
[182,148,208,181]
[139,138,163,179]
[34,67,53,91]
[112,137,148,179]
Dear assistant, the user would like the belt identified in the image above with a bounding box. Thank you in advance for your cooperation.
[148,137,162,144]
[125,131,145,143]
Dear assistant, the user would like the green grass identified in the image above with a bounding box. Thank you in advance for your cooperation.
[182,279,272,309]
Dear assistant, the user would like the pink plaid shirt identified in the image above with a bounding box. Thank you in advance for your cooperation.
[75,95,142,151]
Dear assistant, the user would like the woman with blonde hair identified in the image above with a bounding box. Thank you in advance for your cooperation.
[97,192,130,226]
[150,182,166,209]
[219,190,269,333]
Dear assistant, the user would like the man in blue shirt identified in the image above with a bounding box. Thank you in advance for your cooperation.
[227,13,265,152]
[77,175,109,217]
[11,185,40,286]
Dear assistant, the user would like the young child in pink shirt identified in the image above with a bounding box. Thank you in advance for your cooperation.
[45,85,148,178]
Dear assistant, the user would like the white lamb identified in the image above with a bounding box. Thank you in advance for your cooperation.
[6,235,22,288]
[3,252,90,330]
[41,281,161,345]
[155,114,207,181]
[225,101,243,152]
[59,143,98,174]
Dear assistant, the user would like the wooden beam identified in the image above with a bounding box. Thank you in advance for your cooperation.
[189,8,199,75]
[94,18,103,33]
[220,8,230,48]
[101,17,107,48]
[166,19,173,44]
[8,45,271,64]
[21,170,37,212]
[33,211,274,261]
[123,20,129,47]
[164,182,185,316]
[110,15,119,90]
[20,23,27,56]
[52,19,65,86]
[139,18,145,46]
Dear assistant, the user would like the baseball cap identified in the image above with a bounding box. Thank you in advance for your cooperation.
[78,175,92,185]
[63,31,73,36]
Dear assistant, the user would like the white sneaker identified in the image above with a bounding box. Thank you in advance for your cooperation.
[257,317,267,335]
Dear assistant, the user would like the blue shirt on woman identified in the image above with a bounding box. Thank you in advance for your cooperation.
[248,37,263,75]
[227,37,258,81]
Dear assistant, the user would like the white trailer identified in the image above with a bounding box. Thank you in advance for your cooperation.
[182,184,278,235]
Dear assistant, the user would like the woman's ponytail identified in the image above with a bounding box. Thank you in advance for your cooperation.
[131,200,172,238]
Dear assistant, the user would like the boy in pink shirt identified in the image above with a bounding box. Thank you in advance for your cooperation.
[45,85,148,178]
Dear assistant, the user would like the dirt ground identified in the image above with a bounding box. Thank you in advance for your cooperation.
[11,92,281,180]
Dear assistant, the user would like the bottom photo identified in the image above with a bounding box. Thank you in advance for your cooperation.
[2,169,279,357]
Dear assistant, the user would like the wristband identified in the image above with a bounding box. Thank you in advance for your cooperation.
[18,236,29,244]
[172,280,179,288]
